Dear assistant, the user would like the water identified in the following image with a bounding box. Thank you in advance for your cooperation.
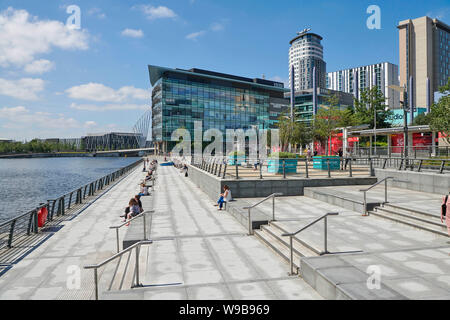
[0,157,141,221]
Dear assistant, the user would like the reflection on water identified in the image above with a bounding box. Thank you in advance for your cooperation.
[0,157,140,221]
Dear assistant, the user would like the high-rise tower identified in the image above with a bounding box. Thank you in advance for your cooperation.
[289,29,326,91]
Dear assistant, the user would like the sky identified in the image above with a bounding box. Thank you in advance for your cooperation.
[0,0,449,140]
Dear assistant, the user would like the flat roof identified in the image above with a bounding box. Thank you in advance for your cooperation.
[148,65,289,92]
[348,125,432,137]
[289,32,323,45]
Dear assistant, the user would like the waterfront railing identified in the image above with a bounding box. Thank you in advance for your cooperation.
[0,159,143,259]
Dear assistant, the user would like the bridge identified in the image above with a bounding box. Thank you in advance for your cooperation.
[94,147,155,157]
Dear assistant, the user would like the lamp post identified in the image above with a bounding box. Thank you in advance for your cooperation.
[388,85,409,165]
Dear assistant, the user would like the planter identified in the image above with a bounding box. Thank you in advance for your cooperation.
[227,155,246,165]
[267,159,298,174]
[312,156,340,170]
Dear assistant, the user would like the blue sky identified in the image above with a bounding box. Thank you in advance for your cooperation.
[0,0,448,140]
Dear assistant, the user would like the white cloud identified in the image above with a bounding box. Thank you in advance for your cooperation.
[0,7,89,68]
[66,83,149,102]
[0,106,80,129]
[121,28,144,38]
[85,120,97,127]
[138,5,177,20]
[0,78,45,100]
[186,31,206,41]
[24,59,54,74]
[88,8,106,19]
[211,22,225,32]
[70,103,149,112]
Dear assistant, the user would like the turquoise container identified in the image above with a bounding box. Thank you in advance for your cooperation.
[267,159,298,174]
[227,155,246,165]
[312,156,340,170]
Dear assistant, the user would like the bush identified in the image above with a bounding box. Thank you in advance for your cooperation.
[269,152,297,159]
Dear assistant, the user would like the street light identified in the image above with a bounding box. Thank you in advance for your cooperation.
[388,85,409,164]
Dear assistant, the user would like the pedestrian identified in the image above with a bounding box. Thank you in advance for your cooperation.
[441,193,450,249]
[307,147,312,161]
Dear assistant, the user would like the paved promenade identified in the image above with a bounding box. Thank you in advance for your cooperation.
[0,166,144,299]
[103,166,322,299]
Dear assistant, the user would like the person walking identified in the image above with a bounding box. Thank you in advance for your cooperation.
[441,193,450,247]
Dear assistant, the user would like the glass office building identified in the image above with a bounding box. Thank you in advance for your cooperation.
[148,65,289,153]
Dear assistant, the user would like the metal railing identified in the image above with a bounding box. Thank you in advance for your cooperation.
[360,177,394,216]
[84,240,153,300]
[0,159,143,255]
[282,212,339,275]
[349,146,450,159]
[110,210,154,253]
[243,193,283,235]
[189,156,374,180]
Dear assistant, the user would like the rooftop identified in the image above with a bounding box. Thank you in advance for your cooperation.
[148,65,288,92]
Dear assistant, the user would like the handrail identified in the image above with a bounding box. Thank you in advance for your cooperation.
[359,176,394,192]
[243,193,283,235]
[110,210,154,253]
[84,240,153,300]
[282,212,339,275]
[360,177,394,216]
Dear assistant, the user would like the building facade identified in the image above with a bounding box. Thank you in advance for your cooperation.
[398,16,450,109]
[148,65,289,153]
[286,88,354,124]
[289,30,326,91]
[82,132,143,151]
[326,62,400,109]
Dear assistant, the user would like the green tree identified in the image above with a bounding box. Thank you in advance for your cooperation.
[429,77,450,144]
[276,113,311,152]
[353,86,392,129]
[412,112,431,126]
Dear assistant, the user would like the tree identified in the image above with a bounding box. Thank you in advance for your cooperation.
[276,113,311,152]
[412,112,431,126]
[353,86,392,129]
[429,77,450,144]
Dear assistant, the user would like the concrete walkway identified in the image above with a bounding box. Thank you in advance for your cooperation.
[0,166,145,300]
[103,166,322,300]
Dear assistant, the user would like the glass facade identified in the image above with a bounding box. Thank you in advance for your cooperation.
[150,66,289,149]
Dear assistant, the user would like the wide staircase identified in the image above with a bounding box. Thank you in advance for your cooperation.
[371,203,448,237]
[254,221,320,273]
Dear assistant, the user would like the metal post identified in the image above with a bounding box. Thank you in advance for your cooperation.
[116,228,120,253]
[235,163,239,179]
[248,208,252,235]
[7,220,16,248]
[223,164,227,179]
[440,160,445,174]
[143,213,147,240]
[327,159,331,178]
[363,192,367,216]
[272,195,275,221]
[418,160,423,172]
[135,245,140,287]
[349,159,353,177]
[385,179,388,204]
[324,216,328,254]
[283,159,286,179]
[369,158,374,177]
[289,236,294,275]
[68,192,73,209]
[93,269,98,300]
[305,159,309,178]
[259,160,263,179]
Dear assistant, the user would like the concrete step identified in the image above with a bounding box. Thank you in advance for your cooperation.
[260,224,318,258]
[225,200,269,231]
[270,222,322,256]
[304,187,381,214]
[375,206,444,228]
[370,209,449,237]
[254,228,300,272]
[383,203,441,220]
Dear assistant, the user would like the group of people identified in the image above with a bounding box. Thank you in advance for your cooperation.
[120,157,157,226]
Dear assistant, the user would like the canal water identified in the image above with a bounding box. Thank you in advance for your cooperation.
[0,157,141,222]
